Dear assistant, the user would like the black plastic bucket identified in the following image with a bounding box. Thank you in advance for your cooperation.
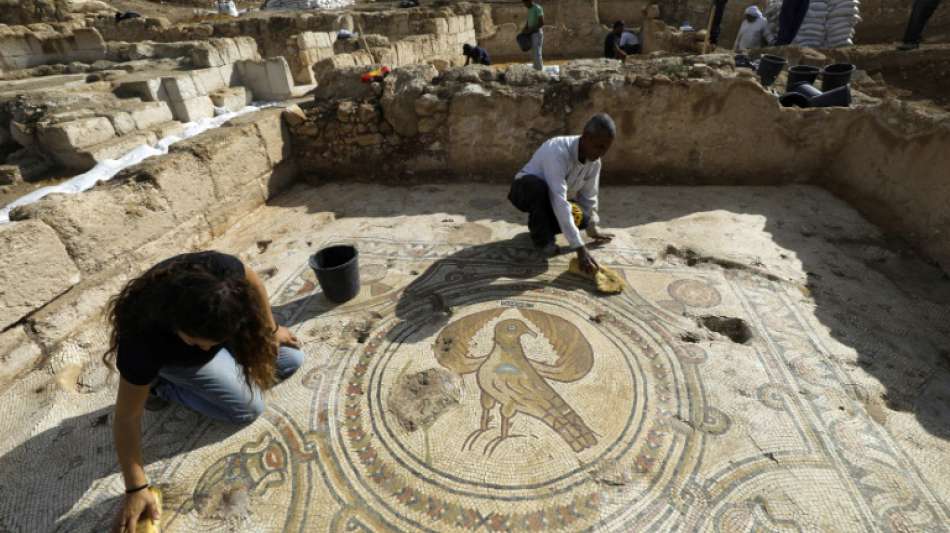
[756,54,787,87]
[516,32,532,52]
[786,65,820,91]
[779,92,810,108]
[788,82,822,99]
[821,63,855,91]
[309,245,360,304]
[809,84,852,108]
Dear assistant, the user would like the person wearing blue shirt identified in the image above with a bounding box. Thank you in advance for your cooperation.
[462,43,492,66]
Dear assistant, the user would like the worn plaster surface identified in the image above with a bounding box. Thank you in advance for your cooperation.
[1,183,949,532]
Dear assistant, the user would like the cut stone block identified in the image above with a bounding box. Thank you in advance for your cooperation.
[234,37,261,61]
[36,117,115,153]
[10,182,177,275]
[56,131,158,171]
[170,124,269,198]
[113,76,165,102]
[210,87,251,113]
[190,42,224,68]
[236,57,294,102]
[225,108,290,167]
[212,39,241,65]
[128,101,174,130]
[115,150,217,222]
[107,111,137,136]
[168,96,215,123]
[0,219,81,330]
[219,63,238,86]
[190,67,228,94]
[161,75,204,102]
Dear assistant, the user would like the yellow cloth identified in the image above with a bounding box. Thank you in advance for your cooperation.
[568,258,625,294]
[135,486,163,533]
[570,202,584,227]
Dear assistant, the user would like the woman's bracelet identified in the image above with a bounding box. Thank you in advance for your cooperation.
[125,482,149,494]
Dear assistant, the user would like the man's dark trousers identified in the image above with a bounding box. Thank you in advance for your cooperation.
[710,0,728,45]
[508,176,588,247]
[775,0,811,45]
[903,0,943,44]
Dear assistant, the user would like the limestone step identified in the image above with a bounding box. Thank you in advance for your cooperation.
[55,131,158,171]
[122,100,175,130]
[168,96,215,123]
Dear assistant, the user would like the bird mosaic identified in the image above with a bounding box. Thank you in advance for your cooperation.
[432,308,597,456]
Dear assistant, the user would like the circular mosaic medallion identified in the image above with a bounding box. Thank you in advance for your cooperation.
[324,278,707,531]
[667,279,722,308]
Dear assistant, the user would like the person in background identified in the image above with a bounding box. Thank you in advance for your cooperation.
[734,5,773,51]
[898,0,943,50]
[508,114,617,273]
[710,0,729,45]
[521,0,545,71]
[106,251,304,532]
[774,0,811,45]
[619,26,641,55]
[604,21,641,60]
[463,43,492,66]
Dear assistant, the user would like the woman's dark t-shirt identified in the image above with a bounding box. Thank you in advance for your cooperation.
[116,251,245,386]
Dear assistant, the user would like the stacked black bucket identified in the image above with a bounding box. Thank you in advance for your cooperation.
[753,54,855,108]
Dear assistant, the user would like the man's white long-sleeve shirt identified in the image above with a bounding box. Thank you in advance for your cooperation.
[515,135,601,250]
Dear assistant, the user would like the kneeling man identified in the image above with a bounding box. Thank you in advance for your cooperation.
[508,113,616,273]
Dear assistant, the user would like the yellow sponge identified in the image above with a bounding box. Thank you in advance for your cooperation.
[135,486,163,533]
[568,258,625,294]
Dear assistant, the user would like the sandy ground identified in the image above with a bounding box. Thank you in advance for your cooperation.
[1,182,948,531]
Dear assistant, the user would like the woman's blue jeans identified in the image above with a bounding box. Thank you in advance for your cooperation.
[153,345,304,424]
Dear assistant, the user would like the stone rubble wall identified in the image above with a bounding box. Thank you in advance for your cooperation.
[290,57,950,272]
[0,108,297,388]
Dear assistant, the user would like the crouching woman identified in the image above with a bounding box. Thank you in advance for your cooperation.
[104,251,303,532]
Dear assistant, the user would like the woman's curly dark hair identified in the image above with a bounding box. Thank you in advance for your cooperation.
[103,256,277,391]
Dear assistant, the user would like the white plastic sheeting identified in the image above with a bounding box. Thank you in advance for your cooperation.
[0,104,269,224]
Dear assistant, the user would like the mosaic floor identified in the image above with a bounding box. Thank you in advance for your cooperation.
[1,185,949,532]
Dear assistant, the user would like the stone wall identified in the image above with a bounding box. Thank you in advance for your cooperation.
[1,36,265,173]
[478,0,607,61]
[291,58,950,271]
[312,15,477,78]
[0,0,70,25]
[286,31,336,85]
[0,26,107,70]
[0,109,297,387]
